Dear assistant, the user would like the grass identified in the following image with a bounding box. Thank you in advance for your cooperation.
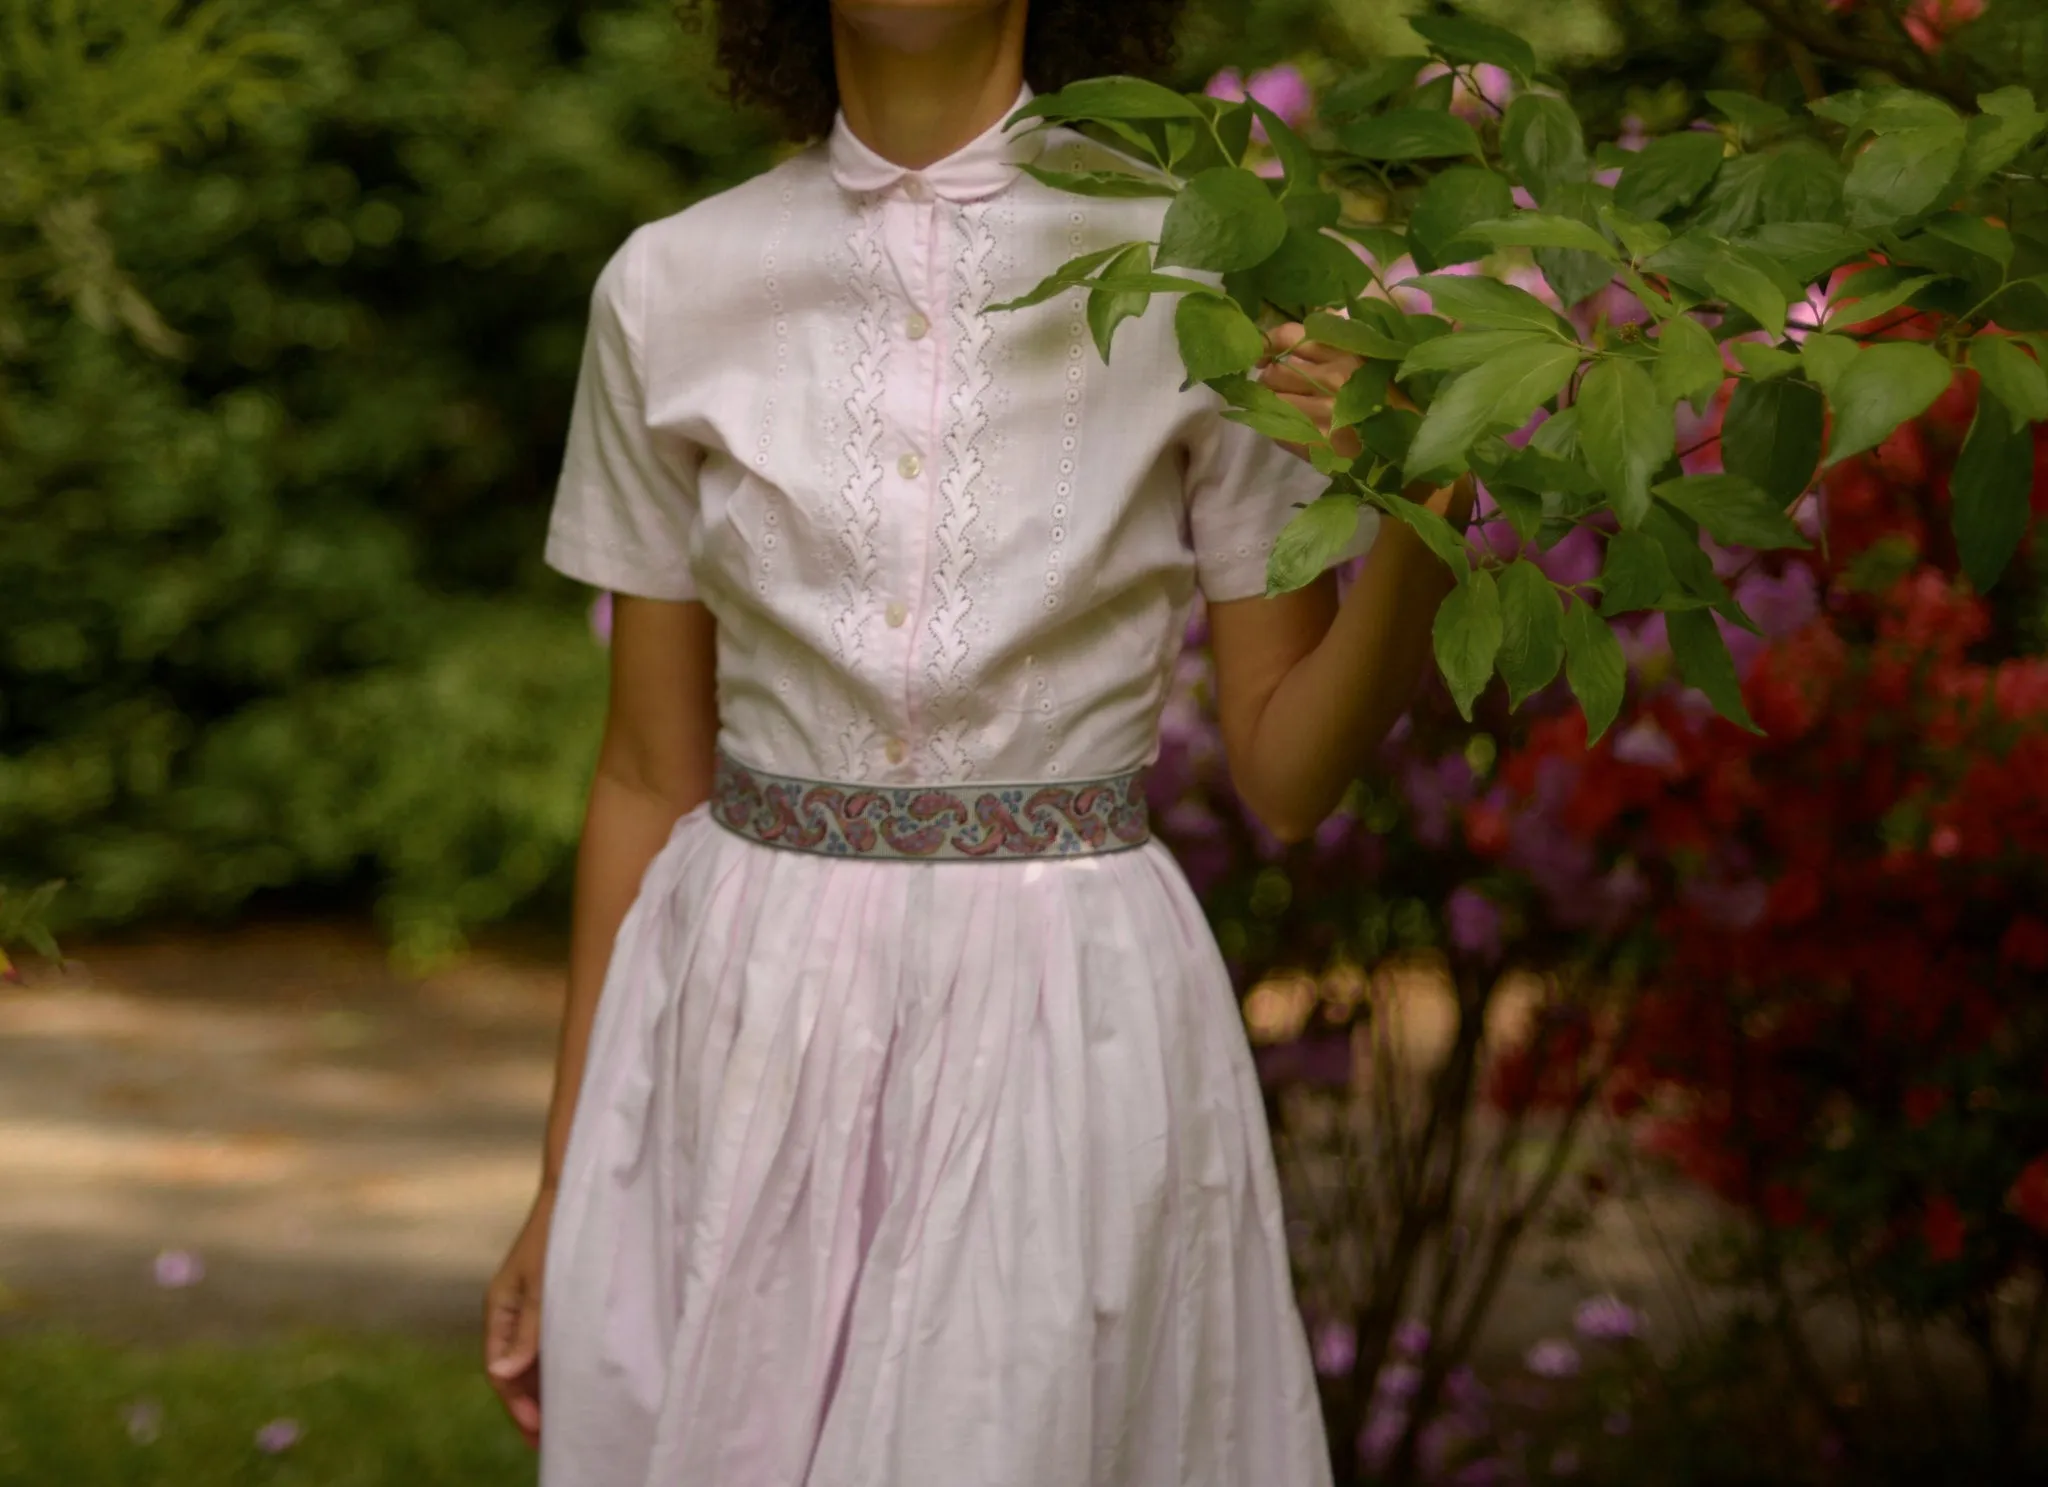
[0,1331,535,1487]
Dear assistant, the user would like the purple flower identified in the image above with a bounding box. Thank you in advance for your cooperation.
[1376,1361,1423,1401]
[1401,755,1476,849]
[1394,1318,1433,1357]
[1524,1338,1582,1378]
[1359,1400,1408,1471]
[1446,887,1504,964]
[152,1250,204,1289]
[1445,1363,1492,1418]
[1573,1294,1646,1341]
[1533,528,1603,588]
[122,1399,163,1444]
[1611,718,1678,769]
[589,591,613,645]
[1735,563,1820,641]
[1604,1409,1633,1436]
[1452,1459,1512,1487]
[1551,1446,1584,1477]
[1313,1319,1357,1376]
[254,1418,301,1454]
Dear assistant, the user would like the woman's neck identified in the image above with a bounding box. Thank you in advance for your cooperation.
[829,1,1030,170]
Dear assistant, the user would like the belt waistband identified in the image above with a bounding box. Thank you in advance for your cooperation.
[710,750,1151,861]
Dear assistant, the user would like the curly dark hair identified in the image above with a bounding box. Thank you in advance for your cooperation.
[680,0,1188,142]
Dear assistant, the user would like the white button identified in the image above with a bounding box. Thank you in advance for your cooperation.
[885,601,908,628]
[884,737,907,764]
[902,175,930,202]
[905,311,930,341]
[897,452,923,479]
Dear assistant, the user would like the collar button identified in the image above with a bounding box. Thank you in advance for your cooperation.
[901,174,931,203]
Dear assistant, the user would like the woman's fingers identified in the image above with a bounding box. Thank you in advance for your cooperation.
[484,1271,543,1448]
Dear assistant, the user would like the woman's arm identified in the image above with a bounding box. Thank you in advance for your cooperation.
[1208,482,1468,845]
[1207,321,1474,844]
[539,593,720,1191]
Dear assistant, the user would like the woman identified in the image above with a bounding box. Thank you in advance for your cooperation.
[484,2,1471,1483]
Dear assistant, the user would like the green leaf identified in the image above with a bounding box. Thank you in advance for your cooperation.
[988,242,1145,312]
[1823,268,1942,330]
[1757,145,1845,226]
[1799,332,1860,395]
[1704,257,1789,339]
[1490,483,1545,543]
[1737,222,1874,284]
[1578,359,1673,529]
[1411,274,1573,335]
[1408,13,1538,77]
[1408,166,1516,271]
[1019,164,1177,199]
[1599,204,1673,262]
[1922,212,2013,268]
[1598,530,1675,614]
[1668,609,1761,732]
[1212,374,1326,445]
[1957,88,2048,189]
[1174,294,1266,383]
[1339,109,1483,162]
[1502,95,1589,204]
[1404,341,1585,479]
[1158,167,1290,273]
[1014,76,1205,124]
[1562,600,1627,743]
[1333,361,1394,430]
[1843,120,1968,229]
[1401,331,1558,376]
[1334,224,1410,267]
[1496,559,1566,708]
[1267,494,1366,593]
[1086,244,1153,360]
[1253,226,1374,313]
[1434,568,1502,720]
[1824,342,1955,465]
[1466,214,1619,259]
[1614,132,1726,221]
[1722,378,1824,505]
[1527,405,1581,458]
[1655,315,1727,413]
[1321,56,1432,122]
[1379,491,1472,580]
[1731,342,1802,380]
[1950,394,2035,593]
[1654,473,1810,550]
[1246,100,1322,197]
[1359,407,1421,466]
[1706,91,1791,142]
[1968,336,2048,427]
[1304,310,1410,361]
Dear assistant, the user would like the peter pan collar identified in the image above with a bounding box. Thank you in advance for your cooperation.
[828,83,1044,203]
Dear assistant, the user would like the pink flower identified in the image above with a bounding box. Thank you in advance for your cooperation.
[1573,1294,1646,1340]
[122,1399,163,1444]
[152,1250,204,1289]
[1313,1319,1358,1376]
[1205,65,1312,138]
[1393,1317,1433,1357]
[254,1418,302,1454]
[1524,1338,1582,1377]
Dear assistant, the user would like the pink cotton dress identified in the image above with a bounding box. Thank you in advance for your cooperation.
[537,85,1375,1487]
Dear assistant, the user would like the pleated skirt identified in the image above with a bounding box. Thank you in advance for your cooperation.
[538,801,1332,1487]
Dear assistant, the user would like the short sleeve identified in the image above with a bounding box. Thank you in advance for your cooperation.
[543,229,703,601]
[1184,403,1380,603]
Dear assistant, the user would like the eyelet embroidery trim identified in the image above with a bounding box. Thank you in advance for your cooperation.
[827,193,892,778]
[921,199,1000,780]
[712,750,1150,860]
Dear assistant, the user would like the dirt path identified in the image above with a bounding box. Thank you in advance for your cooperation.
[0,920,1710,1358]
[0,922,564,1344]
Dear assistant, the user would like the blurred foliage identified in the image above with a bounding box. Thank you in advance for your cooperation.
[1,0,781,959]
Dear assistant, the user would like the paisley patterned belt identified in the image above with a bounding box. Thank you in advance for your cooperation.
[709,750,1151,861]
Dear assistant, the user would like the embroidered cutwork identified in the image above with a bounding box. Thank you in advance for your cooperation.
[921,200,1001,779]
[827,195,892,778]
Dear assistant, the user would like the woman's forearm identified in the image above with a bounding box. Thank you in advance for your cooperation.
[538,770,696,1193]
[1238,508,1463,842]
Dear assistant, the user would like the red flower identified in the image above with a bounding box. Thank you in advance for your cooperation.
[1923,1193,1966,1263]
[2006,1156,2048,1237]
[2000,917,2048,973]
[1462,802,1511,858]
[1903,1085,1948,1128]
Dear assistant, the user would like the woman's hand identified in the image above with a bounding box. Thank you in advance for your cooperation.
[1259,322,1369,462]
[483,1188,554,1449]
